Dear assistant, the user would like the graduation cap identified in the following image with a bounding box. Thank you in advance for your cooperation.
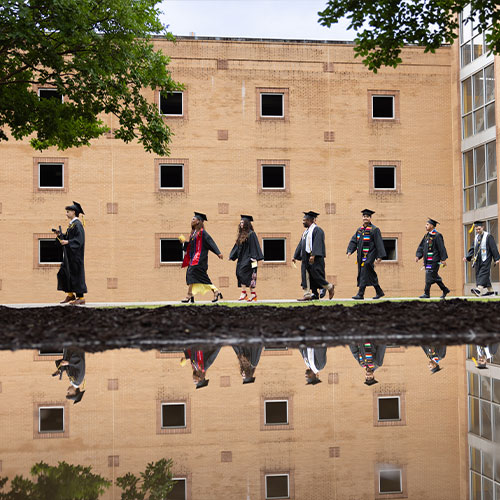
[364,378,379,386]
[240,215,254,222]
[66,388,85,404]
[303,211,320,219]
[472,357,488,369]
[194,212,207,222]
[361,209,375,216]
[65,201,84,216]
[196,378,209,389]
[473,220,486,226]
[306,378,322,385]
[427,218,439,226]
[242,376,256,384]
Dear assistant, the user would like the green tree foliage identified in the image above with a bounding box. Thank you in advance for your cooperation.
[318,0,500,72]
[0,0,181,154]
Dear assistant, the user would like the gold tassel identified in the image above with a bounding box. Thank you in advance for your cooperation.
[81,215,85,227]
[472,357,478,367]
[180,358,187,367]
[469,224,475,234]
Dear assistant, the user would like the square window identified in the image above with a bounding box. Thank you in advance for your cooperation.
[170,478,186,500]
[161,403,186,428]
[262,165,285,189]
[38,347,64,356]
[264,400,288,425]
[160,91,183,115]
[160,164,183,189]
[374,166,396,189]
[39,407,64,433]
[382,238,397,261]
[39,239,63,264]
[379,469,402,494]
[38,88,63,102]
[262,239,286,263]
[39,163,63,188]
[372,96,394,119]
[378,397,400,421]
[261,93,284,117]
[265,474,289,499]
[160,239,183,263]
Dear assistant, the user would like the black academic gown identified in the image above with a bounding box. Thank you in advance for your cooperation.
[293,225,329,289]
[346,224,386,288]
[300,347,327,371]
[229,232,264,287]
[350,344,386,370]
[416,231,448,291]
[182,229,221,285]
[57,219,87,295]
[421,345,447,361]
[55,348,85,387]
[466,233,500,287]
[183,347,221,373]
[232,345,263,367]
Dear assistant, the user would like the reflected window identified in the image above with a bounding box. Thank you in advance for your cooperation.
[481,400,492,440]
[470,397,480,435]
[170,478,186,500]
[481,375,492,400]
[39,407,64,433]
[379,469,402,494]
[265,474,289,499]
[377,397,400,421]
[471,446,481,473]
[264,400,288,425]
[161,403,186,429]
[38,347,64,356]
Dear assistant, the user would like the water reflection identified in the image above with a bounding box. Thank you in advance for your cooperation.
[1,342,499,498]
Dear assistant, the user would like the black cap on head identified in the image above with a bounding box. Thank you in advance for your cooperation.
[240,215,254,222]
[364,378,379,386]
[196,378,209,389]
[66,388,85,404]
[65,201,84,216]
[473,220,485,226]
[242,376,256,384]
[427,218,439,226]
[194,212,207,222]
[303,211,320,219]
[430,365,442,374]
[306,378,322,385]
[361,209,375,216]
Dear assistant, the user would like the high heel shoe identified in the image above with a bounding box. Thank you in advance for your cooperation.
[181,296,194,303]
[247,293,257,302]
[238,291,248,301]
[212,292,223,303]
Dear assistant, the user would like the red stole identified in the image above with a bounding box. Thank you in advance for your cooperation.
[182,229,203,268]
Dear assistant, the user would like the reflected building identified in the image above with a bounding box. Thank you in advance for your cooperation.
[0,345,468,499]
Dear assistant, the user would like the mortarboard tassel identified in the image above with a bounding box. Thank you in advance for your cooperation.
[472,357,478,367]
[469,224,475,234]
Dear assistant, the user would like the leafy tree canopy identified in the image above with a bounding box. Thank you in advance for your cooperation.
[318,0,499,72]
[0,0,181,154]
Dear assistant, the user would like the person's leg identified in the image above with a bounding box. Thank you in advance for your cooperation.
[239,286,247,300]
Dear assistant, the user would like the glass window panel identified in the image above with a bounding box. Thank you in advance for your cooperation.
[481,400,493,440]
[463,77,472,114]
[488,181,497,205]
[487,141,497,180]
[463,114,473,138]
[483,477,494,500]
[493,379,500,404]
[472,12,482,37]
[496,483,500,500]
[464,150,474,187]
[461,5,471,41]
[471,446,482,472]
[482,375,492,400]
[473,71,485,109]
[470,397,480,435]
[486,102,496,129]
[476,146,486,184]
[461,42,472,67]
[476,183,487,208]
[465,188,475,211]
[473,35,484,59]
[471,471,481,500]
[485,64,495,103]
[488,219,498,242]
[483,451,494,479]
[474,109,485,133]
[470,372,480,396]
[494,404,500,443]
[492,260,499,282]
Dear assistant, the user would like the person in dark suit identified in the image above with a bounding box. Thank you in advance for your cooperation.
[53,348,86,403]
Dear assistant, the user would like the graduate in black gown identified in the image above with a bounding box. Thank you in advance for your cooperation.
[56,201,87,305]
[464,220,500,296]
[233,345,263,383]
[292,211,334,301]
[180,212,223,303]
[229,215,264,302]
[300,346,327,385]
[415,218,450,299]
[52,348,86,404]
[350,343,386,385]
[421,345,446,373]
[347,209,386,300]
[182,347,221,388]
[473,344,499,369]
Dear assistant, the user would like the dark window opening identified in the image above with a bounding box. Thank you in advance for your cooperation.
[160,92,183,115]
[263,239,286,262]
[266,475,289,499]
[39,239,63,264]
[170,479,187,500]
[39,163,63,188]
[379,470,402,493]
[160,239,183,263]
[262,165,285,189]
[161,403,186,428]
[264,347,288,351]
[374,166,396,189]
[261,93,284,117]
[265,401,288,425]
[382,239,397,261]
[39,89,62,101]
[372,96,394,118]
[378,397,400,420]
[38,347,64,356]
[39,407,64,432]
[160,164,183,189]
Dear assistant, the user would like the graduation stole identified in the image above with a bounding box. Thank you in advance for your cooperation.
[359,343,374,369]
[356,225,372,266]
[472,233,485,267]
[427,347,440,364]
[425,230,437,269]
[182,229,204,267]
[186,349,205,372]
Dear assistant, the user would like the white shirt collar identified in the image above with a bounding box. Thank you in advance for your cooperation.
[70,217,79,224]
